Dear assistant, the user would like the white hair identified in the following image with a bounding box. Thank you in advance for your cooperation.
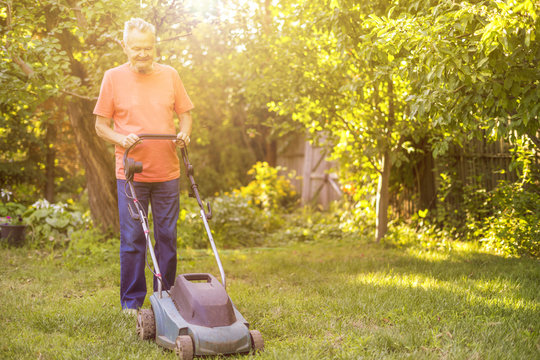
[123,18,155,42]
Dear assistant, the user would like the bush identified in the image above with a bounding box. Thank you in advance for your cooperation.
[480,181,540,257]
[267,205,350,245]
[177,191,282,249]
[177,162,301,249]
[175,162,356,249]
[0,201,27,220]
[238,161,299,212]
[24,199,91,248]
[64,227,116,262]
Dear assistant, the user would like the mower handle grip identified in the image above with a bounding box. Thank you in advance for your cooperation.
[137,133,178,140]
[182,273,212,282]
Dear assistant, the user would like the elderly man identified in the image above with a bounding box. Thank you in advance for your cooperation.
[94,18,193,313]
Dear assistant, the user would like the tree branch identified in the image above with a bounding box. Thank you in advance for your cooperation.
[11,53,35,77]
[60,89,97,101]
[334,112,383,175]
[2,1,36,77]
[158,32,192,43]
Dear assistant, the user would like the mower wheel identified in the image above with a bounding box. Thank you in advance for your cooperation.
[136,308,156,340]
[250,330,264,353]
[175,335,194,360]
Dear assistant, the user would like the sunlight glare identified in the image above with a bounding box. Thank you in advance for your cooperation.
[184,0,260,23]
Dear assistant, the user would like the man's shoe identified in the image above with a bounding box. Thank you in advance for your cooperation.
[123,308,138,316]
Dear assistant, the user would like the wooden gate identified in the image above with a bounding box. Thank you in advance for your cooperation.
[277,135,342,208]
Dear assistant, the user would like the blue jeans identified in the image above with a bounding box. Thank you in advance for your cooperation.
[117,178,180,310]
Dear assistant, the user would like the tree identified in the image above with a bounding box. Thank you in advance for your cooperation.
[403,0,540,151]
[265,0,433,241]
[262,0,540,241]
[1,0,145,230]
[1,0,82,204]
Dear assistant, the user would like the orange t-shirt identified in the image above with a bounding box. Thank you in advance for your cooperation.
[93,63,194,182]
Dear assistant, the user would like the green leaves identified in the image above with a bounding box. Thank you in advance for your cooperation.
[24,199,88,247]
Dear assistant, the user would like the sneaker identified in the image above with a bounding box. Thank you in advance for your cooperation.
[122,308,138,316]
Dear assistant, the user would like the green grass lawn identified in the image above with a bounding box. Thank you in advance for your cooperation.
[1,237,538,359]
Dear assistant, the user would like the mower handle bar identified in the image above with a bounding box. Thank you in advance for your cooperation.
[123,134,212,220]
[122,134,226,288]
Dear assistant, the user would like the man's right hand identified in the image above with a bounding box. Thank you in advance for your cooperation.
[122,133,140,148]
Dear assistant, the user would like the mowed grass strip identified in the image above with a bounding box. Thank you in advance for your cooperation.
[1,238,538,359]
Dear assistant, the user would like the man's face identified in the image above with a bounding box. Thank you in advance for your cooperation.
[122,29,155,74]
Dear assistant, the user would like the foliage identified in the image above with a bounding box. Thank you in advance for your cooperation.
[262,0,540,242]
[177,192,276,249]
[210,192,281,248]
[266,205,351,245]
[1,0,294,210]
[1,215,25,226]
[0,0,87,201]
[238,161,299,212]
[427,137,540,258]
[178,1,294,194]
[405,0,540,151]
[480,181,540,258]
[384,221,459,254]
[179,162,300,249]
[1,0,539,248]
[23,199,91,248]
[433,171,491,240]
[0,201,26,219]
[64,227,116,261]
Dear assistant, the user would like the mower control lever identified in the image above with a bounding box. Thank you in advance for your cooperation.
[205,201,212,220]
[127,203,140,220]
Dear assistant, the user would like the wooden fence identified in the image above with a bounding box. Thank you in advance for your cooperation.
[391,138,539,218]
[277,134,537,217]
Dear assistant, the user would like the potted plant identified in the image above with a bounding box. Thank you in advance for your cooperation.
[1,215,27,247]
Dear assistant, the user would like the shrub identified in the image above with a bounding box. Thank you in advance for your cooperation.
[238,161,299,212]
[177,192,281,249]
[266,205,350,245]
[480,181,540,257]
[64,227,116,262]
[0,201,27,221]
[177,162,301,249]
[24,199,91,248]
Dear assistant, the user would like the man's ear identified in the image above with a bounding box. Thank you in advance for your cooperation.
[121,40,127,53]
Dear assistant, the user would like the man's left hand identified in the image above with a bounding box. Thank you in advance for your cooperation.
[176,131,190,148]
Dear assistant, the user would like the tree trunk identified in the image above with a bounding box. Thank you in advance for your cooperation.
[375,78,395,242]
[418,139,436,211]
[44,121,56,202]
[375,151,391,242]
[265,140,277,167]
[67,99,119,232]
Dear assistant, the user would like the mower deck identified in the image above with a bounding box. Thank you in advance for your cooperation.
[149,289,252,355]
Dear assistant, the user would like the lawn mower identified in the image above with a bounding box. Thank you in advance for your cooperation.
[122,134,263,359]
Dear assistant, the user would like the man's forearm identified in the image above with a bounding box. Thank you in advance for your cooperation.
[95,115,139,148]
[178,111,192,136]
[96,116,121,145]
